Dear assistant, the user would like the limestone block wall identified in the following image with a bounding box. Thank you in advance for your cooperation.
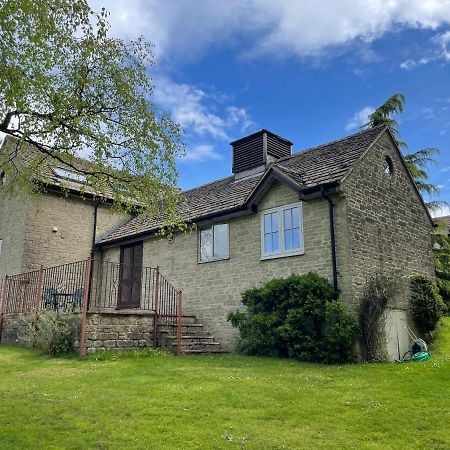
[341,130,435,310]
[23,192,127,272]
[0,196,30,279]
[0,311,154,354]
[0,314,32,345]
[83,312,155,354]
[127,181,336,351]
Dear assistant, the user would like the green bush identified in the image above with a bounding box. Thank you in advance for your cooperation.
[432,233,450,311]
[21,310,80,356]
[410,274,446,335]
[227,273,359,364]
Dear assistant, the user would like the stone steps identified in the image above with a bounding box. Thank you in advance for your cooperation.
[157,315,225,355]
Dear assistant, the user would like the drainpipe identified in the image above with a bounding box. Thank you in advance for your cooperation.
[91,202,99,261]
[88,202,99,306]
[320,187,339,299]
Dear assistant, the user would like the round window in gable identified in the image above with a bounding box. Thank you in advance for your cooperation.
[383,156,394,177]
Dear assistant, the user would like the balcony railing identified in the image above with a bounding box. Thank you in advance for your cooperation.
[0,258,183,356]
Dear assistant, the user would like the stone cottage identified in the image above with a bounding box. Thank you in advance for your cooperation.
[0,125,435,358]
[91,124,434,358]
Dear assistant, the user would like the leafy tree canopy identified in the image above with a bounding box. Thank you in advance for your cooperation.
[364,93,444,211]
[0,0,184,227]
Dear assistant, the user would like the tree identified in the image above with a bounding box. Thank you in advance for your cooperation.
[364,93,443,211]
[0,0,184,228]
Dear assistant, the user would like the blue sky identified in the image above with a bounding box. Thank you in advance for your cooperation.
[92,1,450,216]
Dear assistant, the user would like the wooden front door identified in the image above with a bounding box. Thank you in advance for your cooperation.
[118,242,143,309]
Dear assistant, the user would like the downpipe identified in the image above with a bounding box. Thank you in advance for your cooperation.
[320,187,339,299]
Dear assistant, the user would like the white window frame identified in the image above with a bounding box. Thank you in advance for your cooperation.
[260,202,304,260]
[198,223,229,263]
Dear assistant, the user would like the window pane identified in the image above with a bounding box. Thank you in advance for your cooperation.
[264,234,272,254]
[200,228,213,261]
[272,231,280,252]
[293,228,301,249]
[271,212,279,232]
[292,207,300,228]
[264,214,272,233]
[285,230,293,250]
[213,224,229,258]
[284,209,292,230]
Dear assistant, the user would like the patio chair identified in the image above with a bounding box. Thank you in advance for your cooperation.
[72,288,85,311]
[43,288,58,310]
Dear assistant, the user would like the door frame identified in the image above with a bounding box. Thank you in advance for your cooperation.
[117,242,143,309]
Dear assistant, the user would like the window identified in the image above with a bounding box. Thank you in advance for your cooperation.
[261,203,303,259]
[383,156,394,177]
[199,223,229,262]
[54,167,86,184]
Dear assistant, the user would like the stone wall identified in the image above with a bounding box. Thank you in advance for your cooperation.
[0,314,32,345]
[1,311,155,354]
[98,181,337,352]
[23,192,127,272]
[0,196,30,279]
[341,130,435,309]
[83,312,155,354]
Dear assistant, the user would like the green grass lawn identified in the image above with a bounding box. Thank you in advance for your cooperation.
[1,319,450,450]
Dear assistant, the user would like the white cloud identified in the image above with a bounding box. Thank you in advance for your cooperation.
[345,106,375,132]
[432,204,450,218]
[400,30,450,69]
[436,30,450,60]
[180,144,222,163]
[90,0,450,61]
[400,59,417,70]
[152,76,253,162]
[153,76,253,142]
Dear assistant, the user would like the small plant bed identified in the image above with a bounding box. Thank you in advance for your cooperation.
[0,317,449,449]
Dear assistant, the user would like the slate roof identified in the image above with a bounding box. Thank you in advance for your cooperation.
[99,124,387,244]
[274,124,386,188]
[1,135,115,199]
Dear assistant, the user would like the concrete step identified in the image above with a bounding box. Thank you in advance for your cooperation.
[157,314,197,325]
[181,348,228,355]
[172,342,223,352]
[166,335,215,343]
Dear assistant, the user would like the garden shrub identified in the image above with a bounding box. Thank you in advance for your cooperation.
[410,274,446,335]
[432,233,450,311]
[227,273,359,364]
[20,310,80,356]
[358,274,399,362]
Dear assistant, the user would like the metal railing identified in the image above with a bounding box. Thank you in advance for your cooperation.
[90,260,158,311]
[1,260,88,315]
[0,259,183,356]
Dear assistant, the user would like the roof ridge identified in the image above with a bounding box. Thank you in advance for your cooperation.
[275,123,388,164]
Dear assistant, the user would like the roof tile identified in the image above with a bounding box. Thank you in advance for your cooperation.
[100,124,386,243]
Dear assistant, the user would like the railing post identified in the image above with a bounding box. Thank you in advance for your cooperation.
[153,265,160,349]
[79,258,92,358]
[177,290,182,356]
[32,265,44,348]
[0,275,9,343]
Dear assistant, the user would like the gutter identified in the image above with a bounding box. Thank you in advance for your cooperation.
[320,187,339,299]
